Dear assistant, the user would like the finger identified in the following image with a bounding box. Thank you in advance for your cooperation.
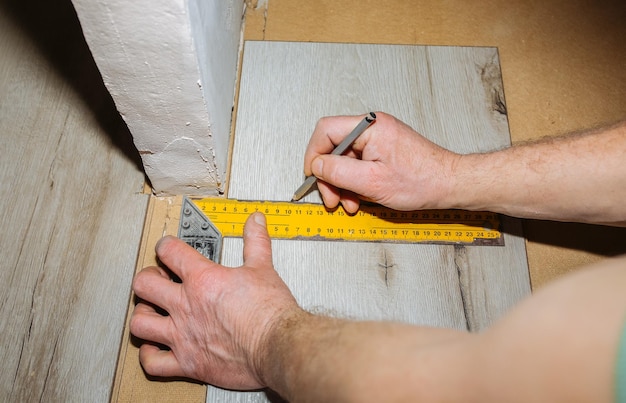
[242,212,273,269]
[311,154,381,200]
[339,190,361,214]
[304,114,371,176]
[316,180,341,209]
[155,235,216,280]
[151,264,172,279]
[139,343,184,378]
[133,267,181,311]
[132,300,159,316]
[130,302,173,347]
[138,264,171,280]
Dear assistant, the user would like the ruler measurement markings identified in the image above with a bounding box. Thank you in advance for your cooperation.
[192,198,503,245]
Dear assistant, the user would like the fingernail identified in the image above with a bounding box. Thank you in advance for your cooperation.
[155,235,173,251]
[312,158,323,176]
[155,236,166,251]
[253,212,266,226]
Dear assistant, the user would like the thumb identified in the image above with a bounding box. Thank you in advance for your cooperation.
[312,155,379,198]
[242,212,273,269]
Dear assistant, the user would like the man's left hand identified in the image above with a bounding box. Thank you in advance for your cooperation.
[130,212,299,389]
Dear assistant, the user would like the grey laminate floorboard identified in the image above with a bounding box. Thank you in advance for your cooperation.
[207,41,530,402]
[0,2,148,401]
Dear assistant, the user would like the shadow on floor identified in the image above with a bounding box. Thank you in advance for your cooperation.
[524,220,626,257]
[0,0,144,173]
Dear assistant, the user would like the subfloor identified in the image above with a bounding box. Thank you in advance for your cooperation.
[1,0,625,401]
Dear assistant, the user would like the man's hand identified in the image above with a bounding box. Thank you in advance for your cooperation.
[130,212,300,390]
[304,112,460,213]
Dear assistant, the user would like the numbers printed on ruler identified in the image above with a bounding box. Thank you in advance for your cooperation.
[194,198,503,246]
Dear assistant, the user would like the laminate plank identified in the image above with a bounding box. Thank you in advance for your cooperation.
[0,4,148,401]
[207,41,530,402]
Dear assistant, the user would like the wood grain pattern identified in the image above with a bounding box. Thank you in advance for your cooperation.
[259,0,626,289]
[0,3,148,401]
[207,41,531,401]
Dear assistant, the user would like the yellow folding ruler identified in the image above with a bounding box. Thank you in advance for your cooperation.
[183,197,503,250]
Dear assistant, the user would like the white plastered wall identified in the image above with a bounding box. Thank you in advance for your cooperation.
[71,0,244,195]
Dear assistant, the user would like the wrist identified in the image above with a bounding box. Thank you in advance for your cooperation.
[445,152,492,212]
[254,306,311,392]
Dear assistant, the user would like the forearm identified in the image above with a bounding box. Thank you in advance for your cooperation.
[259,309,478,402]
[259,256,626,403]
[450,120,626,225]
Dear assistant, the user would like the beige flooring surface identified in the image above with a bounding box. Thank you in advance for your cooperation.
[0,0,148,401]
[1,0,625,401]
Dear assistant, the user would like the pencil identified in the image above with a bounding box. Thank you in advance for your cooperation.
[291,112,377,201]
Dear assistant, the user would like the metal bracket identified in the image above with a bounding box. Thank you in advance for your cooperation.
[178,197,222,262]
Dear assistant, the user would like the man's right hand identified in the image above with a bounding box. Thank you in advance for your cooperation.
[304,112,461,213]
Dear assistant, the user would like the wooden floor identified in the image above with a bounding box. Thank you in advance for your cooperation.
[2,0,626,402]
[113,41,531,403]
[0,1,148,401]
[213,41,531,402]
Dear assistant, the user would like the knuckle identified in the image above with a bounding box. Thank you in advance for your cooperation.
[312,117,329,136]
[315,116,331,129]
